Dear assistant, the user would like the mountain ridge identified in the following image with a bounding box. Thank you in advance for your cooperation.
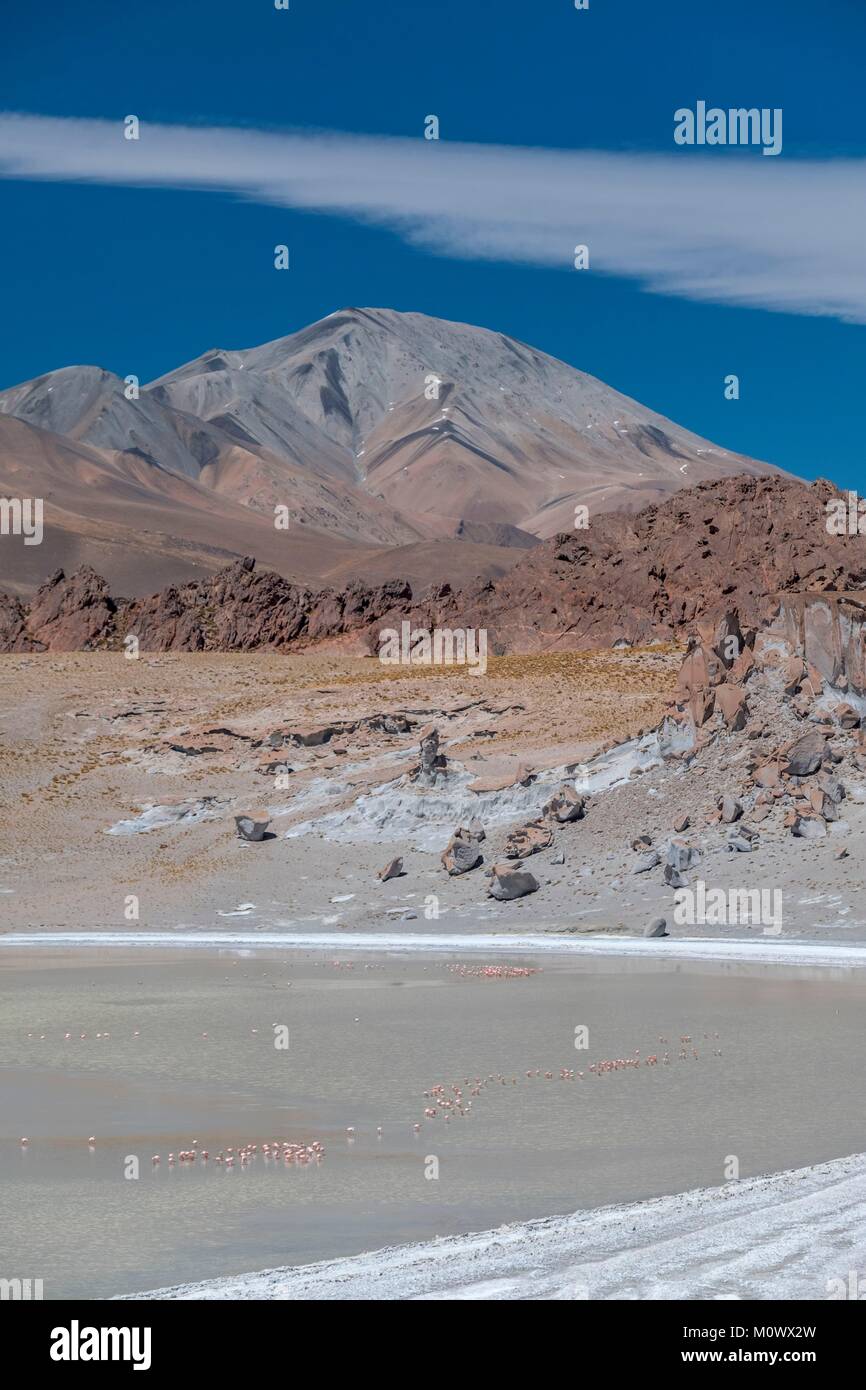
[0,307,783,596]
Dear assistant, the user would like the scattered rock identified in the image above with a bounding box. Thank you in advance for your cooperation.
[718,794,743,824]
[644,917,668,938]
[633,850,661,874]
[727,835,754,853]
[378,857,404,881]
[542,785,586,823]
[753,763,781,790]
[488,864,539,901]
[503,821,553,858]
[441,835,482,876]
[784,730,828,777]
[715,684,749,731]
[791,815,827,839]
[234,810,270,842]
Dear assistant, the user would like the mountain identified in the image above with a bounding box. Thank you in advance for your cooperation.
[148,308,780,534]
[0,308,782,595]
[3,476,861,655]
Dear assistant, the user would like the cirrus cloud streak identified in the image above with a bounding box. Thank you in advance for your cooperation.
[1,112,864,323]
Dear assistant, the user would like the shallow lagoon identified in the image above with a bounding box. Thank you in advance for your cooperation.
[0,946,863,1299]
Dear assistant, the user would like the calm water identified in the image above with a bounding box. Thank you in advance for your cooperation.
[0,947,863,1298]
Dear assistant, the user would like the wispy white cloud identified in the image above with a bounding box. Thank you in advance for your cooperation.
[1,113,864,322]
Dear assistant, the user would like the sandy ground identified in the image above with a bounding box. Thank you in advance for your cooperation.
[1,649,864,943]
[128,1151,866,1301]
[0,648,672,933]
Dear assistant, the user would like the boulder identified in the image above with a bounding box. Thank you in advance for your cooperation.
[730,646,756,684]
[379,857,404,881]
[542,785,586,823]
[783,656,806,695]
[633,850,661,874]
[715,684,749,731]
[441,835,482,876]
[818,774,845,804]
[644,917,669,939]
[487,864,539,901]
[791,815,827,839]
[413,725,445,783]
[503,821,553,858]
[665,838,699,872]
[718,795,743,824]
[784,730,828,777]
[753,763,781,790]
[234,810,270,842]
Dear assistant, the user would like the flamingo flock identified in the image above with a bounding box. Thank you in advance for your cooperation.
[417,1033,723,1125]
[151,1138,325,1168]
[446,964,538,980]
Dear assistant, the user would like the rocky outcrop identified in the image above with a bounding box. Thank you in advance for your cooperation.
[411,726,447,785]
[415,475,866,654]
[0,559,412,654]
[0,591,33,651]
[772,592,866,698]
[5,476,866,653]
[23,566,118,650]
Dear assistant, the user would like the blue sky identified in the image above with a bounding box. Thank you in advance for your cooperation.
[1,0,865,486]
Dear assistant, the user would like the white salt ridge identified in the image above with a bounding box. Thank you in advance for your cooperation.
[284,734,664,852]
[105,800,222,835]
[122,1150,866,1301]
[4,932,866,968]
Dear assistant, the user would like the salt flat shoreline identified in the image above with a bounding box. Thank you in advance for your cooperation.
[122,1150,866,1301]
[6,932,862,1301]
[4,930,866,969]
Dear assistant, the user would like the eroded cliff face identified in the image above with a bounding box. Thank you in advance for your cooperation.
[771,593,866,699]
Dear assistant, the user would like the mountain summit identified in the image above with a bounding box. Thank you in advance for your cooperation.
[0,308,779,594]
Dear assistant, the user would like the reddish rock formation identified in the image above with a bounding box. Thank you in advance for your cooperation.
[3,474,866,654]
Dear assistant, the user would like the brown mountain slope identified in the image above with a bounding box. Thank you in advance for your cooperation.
[0,415,379,597]
[0,415,528,598]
